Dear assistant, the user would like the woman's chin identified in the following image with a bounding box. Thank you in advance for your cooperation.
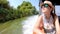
[42,11,47,13]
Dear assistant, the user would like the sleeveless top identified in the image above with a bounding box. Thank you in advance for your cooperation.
[42,14,56,34]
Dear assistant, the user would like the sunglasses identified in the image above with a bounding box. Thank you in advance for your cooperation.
[41,3,51,8]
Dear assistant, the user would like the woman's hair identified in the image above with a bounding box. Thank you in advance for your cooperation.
[51,8,55,26]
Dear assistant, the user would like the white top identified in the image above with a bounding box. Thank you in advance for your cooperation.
[42,14,56,34]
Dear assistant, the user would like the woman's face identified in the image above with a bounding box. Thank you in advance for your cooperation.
[41,4,52,14]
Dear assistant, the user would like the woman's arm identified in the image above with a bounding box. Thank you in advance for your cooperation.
[55,16,60,34]
[33,15,45,34]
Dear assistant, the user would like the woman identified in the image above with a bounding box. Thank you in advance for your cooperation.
[33,1,60,34]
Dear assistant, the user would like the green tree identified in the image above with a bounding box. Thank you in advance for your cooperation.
[0,8,9,22]
[17,1,38,17]
[0,0,15,22]
[0,0,10,9]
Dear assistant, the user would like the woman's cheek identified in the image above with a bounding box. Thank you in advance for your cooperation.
[42,9,47,13]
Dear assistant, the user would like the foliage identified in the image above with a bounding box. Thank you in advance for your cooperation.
[0,1,38,22]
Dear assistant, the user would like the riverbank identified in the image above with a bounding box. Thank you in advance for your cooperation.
[0,17,26,34]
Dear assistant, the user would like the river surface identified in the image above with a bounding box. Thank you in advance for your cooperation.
[0,15,39,34]
[22,15,39,34]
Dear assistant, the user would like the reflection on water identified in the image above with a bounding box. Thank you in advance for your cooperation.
[22,15,39,34]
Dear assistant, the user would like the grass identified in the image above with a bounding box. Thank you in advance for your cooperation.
[0,17,26,34]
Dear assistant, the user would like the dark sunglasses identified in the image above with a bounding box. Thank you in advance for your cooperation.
[41,3,51,8]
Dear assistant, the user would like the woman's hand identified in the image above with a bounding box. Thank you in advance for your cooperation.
[33,27,46,34]
[38,32,45,34]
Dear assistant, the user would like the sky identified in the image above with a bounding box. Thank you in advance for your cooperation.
[8,0,39,11]
[55,6,60,16]
[8,0,60,16]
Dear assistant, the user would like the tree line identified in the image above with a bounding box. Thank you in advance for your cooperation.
[0,0,38,23]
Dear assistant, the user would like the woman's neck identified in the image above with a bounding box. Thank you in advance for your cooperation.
[45,13,51,20]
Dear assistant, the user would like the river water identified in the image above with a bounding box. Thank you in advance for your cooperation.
[22,15,39,34]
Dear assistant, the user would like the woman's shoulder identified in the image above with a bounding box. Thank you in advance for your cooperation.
[38,15,43,19]
[34,15,43,28]
[38,15,43,21]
